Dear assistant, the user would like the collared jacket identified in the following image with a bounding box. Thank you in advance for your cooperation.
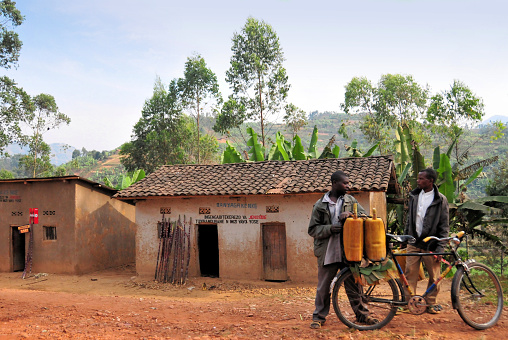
[308,192,366,267]
[404,184,450,253]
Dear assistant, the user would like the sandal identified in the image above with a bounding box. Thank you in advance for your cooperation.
[427,304,441,314]
[359,316,379,325]
[310,320,324,329]
[396,307,410,315]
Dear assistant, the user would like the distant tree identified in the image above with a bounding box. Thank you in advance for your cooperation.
[178,54,221,163]
[72,149,80,159]
[18,94,70,177]
[217,17,290,148]
[121,78,197,173]
[283,103,307,141]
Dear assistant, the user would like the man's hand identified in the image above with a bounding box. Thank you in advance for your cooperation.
[330,224,343,234]
[434,255,443,263]
[339,211,352,222]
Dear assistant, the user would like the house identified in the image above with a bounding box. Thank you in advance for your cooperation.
[0,176,136,275]
[115,156,398,282]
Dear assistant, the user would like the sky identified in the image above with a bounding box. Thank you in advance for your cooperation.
[4,0,507,151]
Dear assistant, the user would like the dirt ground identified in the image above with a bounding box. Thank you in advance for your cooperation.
[0,265,506,339]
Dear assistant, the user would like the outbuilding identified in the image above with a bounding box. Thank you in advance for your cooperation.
[115,156,398,282]
[0,176,136,275]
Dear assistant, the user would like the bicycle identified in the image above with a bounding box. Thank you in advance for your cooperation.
[330,231,504,331]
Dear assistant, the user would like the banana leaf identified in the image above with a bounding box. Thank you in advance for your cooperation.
[292,135,306,160]
[221,141,244,164]
[437,153,455,202]
[332,145,340,158]
[363,142,379,157]
[308,126,318,159]
[246,127,265,161]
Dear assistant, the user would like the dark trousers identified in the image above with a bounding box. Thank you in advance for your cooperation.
[313,262,369,322]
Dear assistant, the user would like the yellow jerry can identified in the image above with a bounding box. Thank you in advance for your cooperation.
[364,208,387,261]
[343,203,364,262]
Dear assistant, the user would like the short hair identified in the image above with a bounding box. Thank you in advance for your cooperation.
[420,168,437,183]
[331,170,347,183]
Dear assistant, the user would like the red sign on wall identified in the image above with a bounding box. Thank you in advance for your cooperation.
[29,208,39,224]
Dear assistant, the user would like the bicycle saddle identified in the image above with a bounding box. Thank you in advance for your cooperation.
[386,234,416,244]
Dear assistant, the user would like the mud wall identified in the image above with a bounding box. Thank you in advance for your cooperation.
[134,191,375,283]
[75,184,136,274]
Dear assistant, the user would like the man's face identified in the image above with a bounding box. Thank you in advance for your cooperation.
[332,177,349,195]
[417,172,433,191]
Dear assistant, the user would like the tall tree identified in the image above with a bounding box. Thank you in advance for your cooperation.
[178,54,221,163]
[217,17,290,148]
[0,0,23,69]
[0,1,25,154]
[19,93,70,177]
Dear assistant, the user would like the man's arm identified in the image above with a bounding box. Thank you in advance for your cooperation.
[308,204,333,240]
[434,195,450,253]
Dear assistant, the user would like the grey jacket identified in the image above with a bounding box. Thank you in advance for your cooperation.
[404,184,450,252]
[308,192,366,267]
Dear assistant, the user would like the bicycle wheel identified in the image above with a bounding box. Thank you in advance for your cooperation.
[331,268,401,330]
[451,262,504,330]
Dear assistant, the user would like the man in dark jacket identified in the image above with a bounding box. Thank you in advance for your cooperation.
[403,168,449,314]
[308,170,373,328]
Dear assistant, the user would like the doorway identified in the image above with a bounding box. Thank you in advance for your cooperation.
[197,224,219,277]
[11,226,25,272]
[262,222,288,281]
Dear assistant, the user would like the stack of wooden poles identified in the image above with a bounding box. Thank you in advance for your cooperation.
[155,215,191,284]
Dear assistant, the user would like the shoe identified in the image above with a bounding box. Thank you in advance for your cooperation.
[427,304,441,314]
[310,320,325,329]
[396,307,410,315]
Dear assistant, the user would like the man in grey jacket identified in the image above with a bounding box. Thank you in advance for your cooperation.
[308,170,374,328]
[403,168,449,314]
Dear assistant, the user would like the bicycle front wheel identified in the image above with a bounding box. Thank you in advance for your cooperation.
[331,268,401,330]
[451,262,503,330]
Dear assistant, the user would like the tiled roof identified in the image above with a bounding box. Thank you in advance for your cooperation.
[114,156,396,199]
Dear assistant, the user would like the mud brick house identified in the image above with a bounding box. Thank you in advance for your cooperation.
[0,176,136,274]
[115,156,398,282]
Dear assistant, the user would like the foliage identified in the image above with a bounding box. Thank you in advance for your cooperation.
[342,74,429,153]
[0,168,13,178]
[221,17,290,147]
[0,76,29,155]
[178,53,221,163]
[18,93,70,177]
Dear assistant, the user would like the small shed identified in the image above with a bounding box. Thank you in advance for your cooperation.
[115,156,398,282]
[0,176,136,275]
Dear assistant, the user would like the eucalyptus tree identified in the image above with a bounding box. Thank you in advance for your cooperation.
[178,54,221,163]
[342,74,429,154]
[216,17,290,148]
[18,94,70,177]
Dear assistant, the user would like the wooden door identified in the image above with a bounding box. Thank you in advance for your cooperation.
[262,223,287,281]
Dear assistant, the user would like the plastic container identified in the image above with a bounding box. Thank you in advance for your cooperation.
[364,208,387,261]
[343,203,364,262]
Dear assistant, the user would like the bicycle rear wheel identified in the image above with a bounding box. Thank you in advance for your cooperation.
[451,262,503,330]
[331,268,401,330]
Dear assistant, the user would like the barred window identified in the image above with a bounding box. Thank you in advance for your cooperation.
[43,226,57,240]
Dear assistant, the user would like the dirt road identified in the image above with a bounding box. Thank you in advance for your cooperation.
[0,266,506,339]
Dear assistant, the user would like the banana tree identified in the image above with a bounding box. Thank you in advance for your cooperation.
[104,169,146,190]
